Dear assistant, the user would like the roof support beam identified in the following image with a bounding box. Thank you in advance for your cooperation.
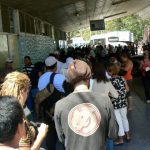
[0,4,3,32]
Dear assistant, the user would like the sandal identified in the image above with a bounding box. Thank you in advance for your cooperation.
[114,139,124,146]
[128,107,132,112]
[125,133,131,142]
[114,142,124,146]
[126,137,131,142]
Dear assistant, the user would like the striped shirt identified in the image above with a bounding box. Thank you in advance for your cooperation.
[23,64,34,76]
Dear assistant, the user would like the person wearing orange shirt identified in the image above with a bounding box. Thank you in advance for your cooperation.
[121,52,133,111]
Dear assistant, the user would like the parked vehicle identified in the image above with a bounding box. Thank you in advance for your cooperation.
[90,31,134,47]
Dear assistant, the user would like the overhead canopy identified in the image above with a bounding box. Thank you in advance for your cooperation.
[138,5,150,20]
[2,0,150,32]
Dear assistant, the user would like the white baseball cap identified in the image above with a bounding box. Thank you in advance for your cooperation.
[45,56,57,67]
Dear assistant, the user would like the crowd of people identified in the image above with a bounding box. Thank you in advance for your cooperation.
[0,43,150,150]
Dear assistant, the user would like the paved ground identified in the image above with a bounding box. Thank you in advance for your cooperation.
[132,77,146,101]
[115,79,150,150]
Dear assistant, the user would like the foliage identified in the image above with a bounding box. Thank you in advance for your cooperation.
[106,15,150,42]
[68,15,150,42]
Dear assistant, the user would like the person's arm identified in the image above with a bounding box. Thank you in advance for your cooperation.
[54,102,65,144]
[107,99,118,140]
[108,82,119,98]
[139,60,143,70]
[19,123,48,150]
[31,123,48,150]
[124,78,129,92]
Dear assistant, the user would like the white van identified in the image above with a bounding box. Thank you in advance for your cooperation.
[90,31,134,47]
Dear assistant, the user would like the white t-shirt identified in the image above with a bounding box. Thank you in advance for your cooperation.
[38,72,65,92]
[56,61,64,73]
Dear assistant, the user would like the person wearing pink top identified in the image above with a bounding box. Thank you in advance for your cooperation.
[140,50,150,103]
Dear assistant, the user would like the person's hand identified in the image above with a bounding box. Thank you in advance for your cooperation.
[145,67,150,72]
[37,123,48,139]
[29,123,49,150]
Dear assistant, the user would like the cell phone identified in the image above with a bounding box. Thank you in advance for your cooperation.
[30,121,41,128]
[29,121,41,139]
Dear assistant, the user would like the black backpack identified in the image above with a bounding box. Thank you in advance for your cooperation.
[37,73,74,121]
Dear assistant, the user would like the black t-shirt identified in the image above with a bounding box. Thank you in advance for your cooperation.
[54,92,118,150]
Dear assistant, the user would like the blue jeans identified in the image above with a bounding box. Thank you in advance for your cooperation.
[107,139,113,150]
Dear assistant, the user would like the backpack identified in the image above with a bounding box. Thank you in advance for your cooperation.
[35,72,74,120]
[35,73,65,120]
[41,73,65,111]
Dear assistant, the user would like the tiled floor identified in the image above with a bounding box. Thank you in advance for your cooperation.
[114,92,150,150]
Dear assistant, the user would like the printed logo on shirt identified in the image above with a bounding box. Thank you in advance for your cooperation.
[68,103,101,137]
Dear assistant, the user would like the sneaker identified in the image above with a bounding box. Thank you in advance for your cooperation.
[146,100,150,103]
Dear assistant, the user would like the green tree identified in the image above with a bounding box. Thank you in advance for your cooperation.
[69,15,150,42]
[106,15,150,42]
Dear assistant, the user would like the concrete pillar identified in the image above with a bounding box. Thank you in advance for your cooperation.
[13,9,20,34]
[0,4,3,32]
[52,26,55,40]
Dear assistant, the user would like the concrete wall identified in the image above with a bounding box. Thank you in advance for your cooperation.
[0,35,8,70]
[0,34,20,71]
[18,33,56,69]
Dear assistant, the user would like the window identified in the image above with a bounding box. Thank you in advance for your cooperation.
[1,5,14,33]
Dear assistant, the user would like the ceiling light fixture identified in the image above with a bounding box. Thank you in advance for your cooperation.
[112,0,130,5]
[104,11,127,19]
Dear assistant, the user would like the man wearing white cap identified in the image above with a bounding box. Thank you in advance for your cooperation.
[38,56,66,150]
[38,56,66,93]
